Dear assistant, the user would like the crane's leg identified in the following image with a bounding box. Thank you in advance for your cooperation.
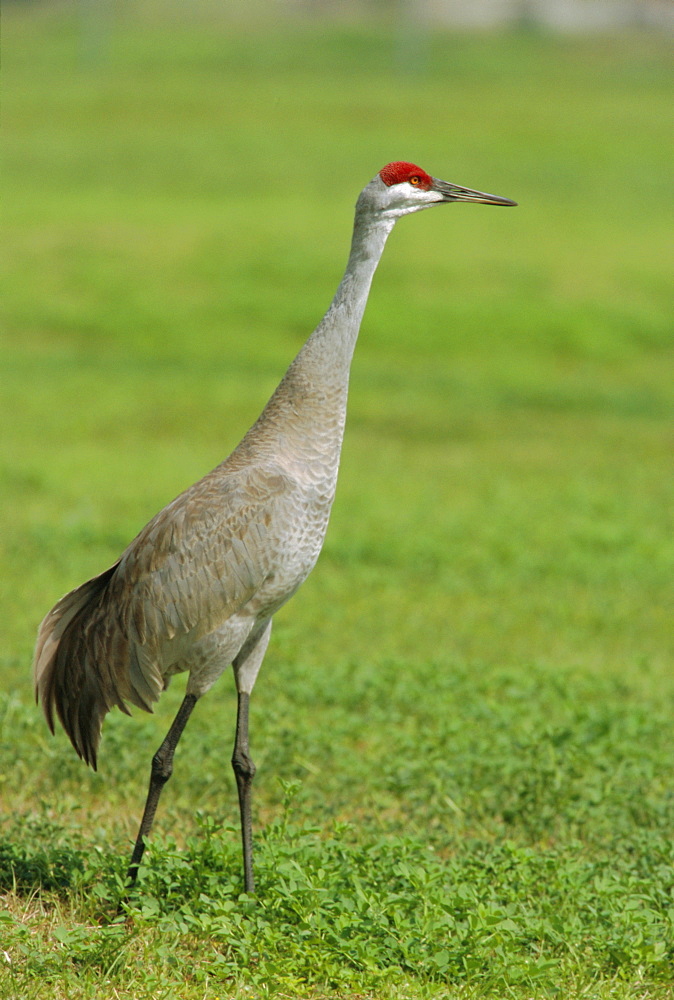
[231,619,272,894]
[125,692,198,886]
[232,690,256,893]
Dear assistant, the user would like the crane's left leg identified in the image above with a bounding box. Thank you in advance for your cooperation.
[232,620,272,894]
[125,692,198,886]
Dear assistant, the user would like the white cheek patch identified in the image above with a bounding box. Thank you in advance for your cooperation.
[387,181,442,215]
[400,181,434,198]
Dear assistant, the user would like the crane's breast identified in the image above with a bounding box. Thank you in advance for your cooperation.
[115,461,335,650]
[243,474,336,619]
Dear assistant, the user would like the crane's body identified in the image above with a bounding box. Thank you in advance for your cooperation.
[34,162,515,893]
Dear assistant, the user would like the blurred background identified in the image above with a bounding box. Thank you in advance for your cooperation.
[3,0,672,663]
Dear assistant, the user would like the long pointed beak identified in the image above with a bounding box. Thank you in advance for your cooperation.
[433,178,517,207]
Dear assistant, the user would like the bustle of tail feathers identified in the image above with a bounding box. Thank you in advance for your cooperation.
[33,562,130,770]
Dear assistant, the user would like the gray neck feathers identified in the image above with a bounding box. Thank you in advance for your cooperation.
[232,201,395,476]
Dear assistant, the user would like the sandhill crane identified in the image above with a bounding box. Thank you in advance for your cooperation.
[34,162,516,894]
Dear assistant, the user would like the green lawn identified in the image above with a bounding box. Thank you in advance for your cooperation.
[1,4,673,998]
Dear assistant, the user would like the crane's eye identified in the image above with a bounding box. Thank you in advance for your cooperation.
[409,176,420,186]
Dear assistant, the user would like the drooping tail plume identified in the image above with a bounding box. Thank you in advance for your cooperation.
[33,563,130,769]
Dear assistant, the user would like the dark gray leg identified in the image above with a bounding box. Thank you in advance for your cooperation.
[232,691,256,893]
[125,692,198,885]
[230,619,271,893]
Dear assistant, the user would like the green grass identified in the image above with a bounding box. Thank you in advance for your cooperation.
[2,3,674,997]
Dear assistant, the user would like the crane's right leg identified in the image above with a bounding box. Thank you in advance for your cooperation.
[231,620,272,894]
[124,692,198,886]
[232,690,256,893]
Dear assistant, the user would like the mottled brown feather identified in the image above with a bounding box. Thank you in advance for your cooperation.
[33,461,303,766]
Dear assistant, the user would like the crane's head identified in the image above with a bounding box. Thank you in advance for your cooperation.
[364,161,517,219]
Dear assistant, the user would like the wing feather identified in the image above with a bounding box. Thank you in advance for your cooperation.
[33,462,300,766]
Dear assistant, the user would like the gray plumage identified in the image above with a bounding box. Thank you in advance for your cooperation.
[33,162,516,893]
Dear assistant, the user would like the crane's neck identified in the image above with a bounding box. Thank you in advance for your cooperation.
[232,203,396,482]
[303,205,396,376]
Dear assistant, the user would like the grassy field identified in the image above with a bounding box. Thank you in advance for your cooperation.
[2,3,674,997]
